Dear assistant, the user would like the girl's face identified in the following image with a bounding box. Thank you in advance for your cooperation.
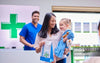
[59,20,67,31]
[49,16,56,29]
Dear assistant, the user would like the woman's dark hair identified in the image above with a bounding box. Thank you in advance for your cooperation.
[38,13,59,38]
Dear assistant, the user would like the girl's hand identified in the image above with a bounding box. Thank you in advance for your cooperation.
[63,37,67,42]
[64,48,69,55]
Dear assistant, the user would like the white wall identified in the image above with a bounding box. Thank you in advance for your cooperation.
[0,0,100,24]
[0,50,41,63]
[52,0,100,7]
[0,0,52,24]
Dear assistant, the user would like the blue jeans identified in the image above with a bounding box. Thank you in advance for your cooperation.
[56,58,66,63]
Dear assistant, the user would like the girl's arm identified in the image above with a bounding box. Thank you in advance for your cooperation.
[66,39,72,50]
[63,37,67,42]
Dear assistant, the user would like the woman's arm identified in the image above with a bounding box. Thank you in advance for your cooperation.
[34,34,45,53]
[35,41,45,53]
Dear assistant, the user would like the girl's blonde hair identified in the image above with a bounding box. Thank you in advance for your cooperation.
[60,18,71,29]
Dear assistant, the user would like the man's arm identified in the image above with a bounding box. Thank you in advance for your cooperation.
[20,36,34,47]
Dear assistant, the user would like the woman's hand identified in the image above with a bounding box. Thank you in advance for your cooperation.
[63,37,67,42]
[64,48,69,55]
[36,41,45,53]
[36,47,41,53]
[39,41,45,48]
[51,54,56,63]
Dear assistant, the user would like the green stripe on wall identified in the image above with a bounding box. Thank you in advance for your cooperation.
[75,31,81,33]
[71,48,74,63]
[72,46,100,48]
[75,59,84,61]
[0,47,5,49]
[92,31,97,33]
[84,31,89,33]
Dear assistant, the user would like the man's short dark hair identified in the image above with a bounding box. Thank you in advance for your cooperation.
[98,21,100,30]
[32,10,40,16]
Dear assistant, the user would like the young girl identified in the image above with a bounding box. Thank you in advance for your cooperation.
[54,18,74,63]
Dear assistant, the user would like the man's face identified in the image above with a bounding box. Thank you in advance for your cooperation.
[99,28,100,37]
[32,13,39,24]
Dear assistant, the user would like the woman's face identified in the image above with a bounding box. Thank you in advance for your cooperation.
[49,15,56,28]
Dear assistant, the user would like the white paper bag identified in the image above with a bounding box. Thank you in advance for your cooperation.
[40,41,54,62]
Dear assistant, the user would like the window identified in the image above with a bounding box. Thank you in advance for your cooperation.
[52,6,100,45]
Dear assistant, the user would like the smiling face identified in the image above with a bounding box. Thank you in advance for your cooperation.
[49,15,56,29]
[99,27,100,37]
[98,22,100,39]
[32,13,39,24]
[59,20,68,31]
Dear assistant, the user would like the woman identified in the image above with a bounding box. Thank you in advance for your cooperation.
[34,13,68,63]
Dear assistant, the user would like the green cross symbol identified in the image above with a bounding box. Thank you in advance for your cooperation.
[44,52,49,58]
[1,14,25,38]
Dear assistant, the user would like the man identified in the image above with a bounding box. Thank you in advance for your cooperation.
[83,21,100,63]
[98,21,100,37]
[19,11,42,50]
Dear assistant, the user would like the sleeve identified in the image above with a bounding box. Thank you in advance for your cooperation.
[34,34,42,48]
[19,25,27,38]
[66,39,72,50]
[67,31,74,41]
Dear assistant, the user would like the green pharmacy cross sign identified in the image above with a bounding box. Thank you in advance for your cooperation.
[44,52,49,58]
[1,14,25,38]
